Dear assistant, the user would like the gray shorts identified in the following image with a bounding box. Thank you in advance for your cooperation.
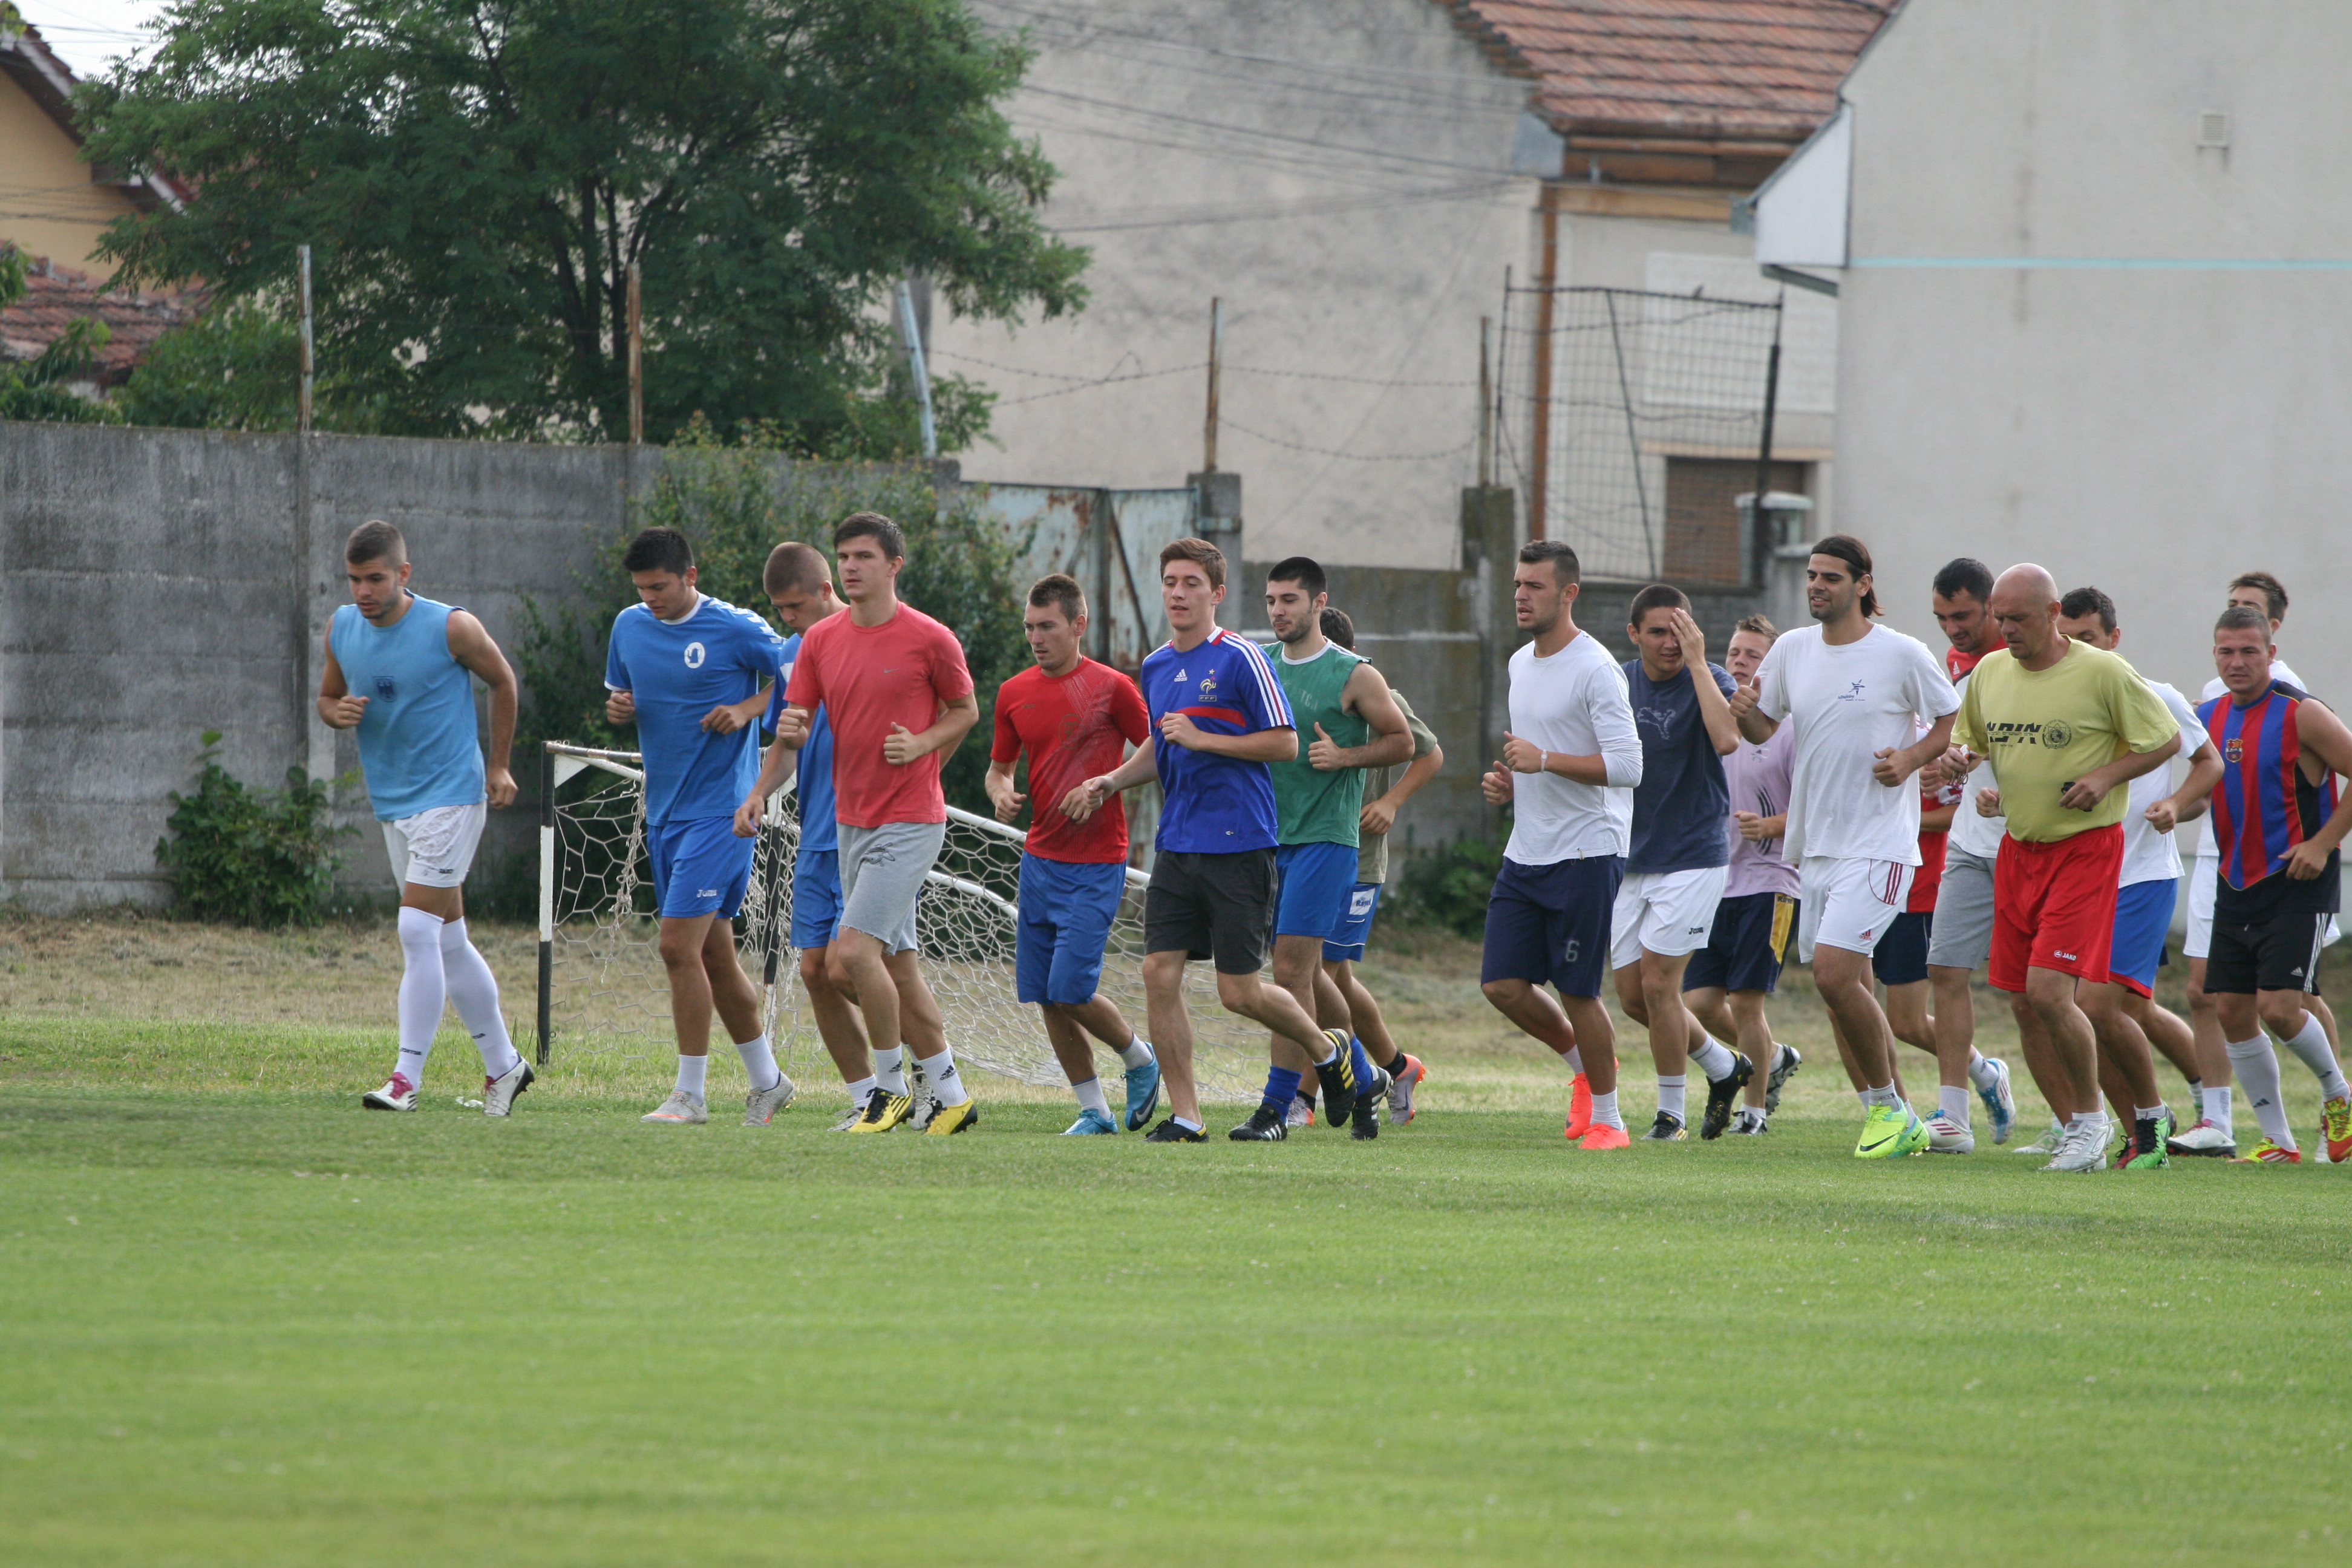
[837,820,945,955]
[1926,844,1997,971]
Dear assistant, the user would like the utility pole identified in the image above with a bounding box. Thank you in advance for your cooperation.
[296,244,313,434]
[896,279,937,460]
[627,263,643,446]
[1201,296,1223,473]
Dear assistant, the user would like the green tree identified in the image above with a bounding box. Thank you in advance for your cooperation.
[116,298,393,431]
[79,0,1085,446]
[0,245,122,423]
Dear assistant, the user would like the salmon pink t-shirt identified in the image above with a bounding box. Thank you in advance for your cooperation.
[783,602,974,828]
[991,658,1151,863]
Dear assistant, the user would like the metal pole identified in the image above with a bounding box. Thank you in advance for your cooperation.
[1477,315,1492,489]
[897,279,937,460]
[627,263,643,446]
[296,244,313,434]
[1602,291,1658,580]
[1751,296,1786,588]
[1527,188,1561,539]
[1202,296,1222,473]
[535,743,555,1067]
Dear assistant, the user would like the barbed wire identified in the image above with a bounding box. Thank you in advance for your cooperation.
[1221,417,1472,464]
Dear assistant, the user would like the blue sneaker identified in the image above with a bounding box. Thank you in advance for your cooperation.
[1976,1056,2017,1145]
[1123,1055,1162,1131]
[1062,1106,1119,1135]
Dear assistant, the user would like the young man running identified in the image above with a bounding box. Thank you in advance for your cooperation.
[604,527,795,1126]
[1250,557,1413,1142]
[1730,534,1958,1160]
[1945,564,2181,1172]
[1478,541,1643,1150]
[1607,586,1749,1142]
[984,573,1162,1136]
[775,512,981,1135]
[734,541,876,1131]
[1070,537,1356,1143]
[2194,607,2352,1165]
[324,521,531,1116]
[1315,606,1443,1127]
[1684,616,1803,1135]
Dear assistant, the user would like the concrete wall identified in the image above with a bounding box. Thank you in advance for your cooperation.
[1832,0,2352,697]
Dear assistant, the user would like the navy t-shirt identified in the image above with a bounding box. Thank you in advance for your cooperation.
[1622,658,1737,873]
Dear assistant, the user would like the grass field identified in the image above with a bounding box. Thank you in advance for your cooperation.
[5,911,2350,1566]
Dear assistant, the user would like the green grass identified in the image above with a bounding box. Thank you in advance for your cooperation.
[5,916,2352,1564]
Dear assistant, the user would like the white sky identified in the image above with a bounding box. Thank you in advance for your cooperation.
[16,1,173,79]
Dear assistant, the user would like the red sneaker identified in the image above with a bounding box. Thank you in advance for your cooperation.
[1563,1073,1592,1141]
[2230,1137,2303,1164]
[1577,1122,1631,1151]
[2321,1095,2352,1163]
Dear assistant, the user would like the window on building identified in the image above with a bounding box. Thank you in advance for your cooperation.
[1662,458,1809,586]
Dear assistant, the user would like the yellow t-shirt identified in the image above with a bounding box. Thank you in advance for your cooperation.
[1950,644,2180,843]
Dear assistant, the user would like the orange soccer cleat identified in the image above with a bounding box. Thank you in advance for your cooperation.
[1577,1123,1632,1151]
[2321,1095,2352,1164]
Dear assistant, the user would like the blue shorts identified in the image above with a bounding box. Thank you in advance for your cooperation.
[1274,841,1359,941]
[1683,890,1797,996]
[2108,877,2178,998]
[647,815,755,920]
[791,848,843,949]
[1480,855,1623,999]
[1016,854,1125,1005]
[1323,881,1383,962]
[1873,909,1933,987]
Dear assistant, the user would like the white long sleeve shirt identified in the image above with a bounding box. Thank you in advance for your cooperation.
[1503,630,1642,866]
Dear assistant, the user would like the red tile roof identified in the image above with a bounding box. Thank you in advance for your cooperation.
[1,251,200,388]
[1448,1,1893,145]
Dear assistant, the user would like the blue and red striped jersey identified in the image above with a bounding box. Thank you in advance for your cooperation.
[1139,627,1295,854]
[2198,679,2341,916]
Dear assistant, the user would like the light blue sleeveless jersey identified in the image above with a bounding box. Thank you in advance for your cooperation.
[330,595,486,821]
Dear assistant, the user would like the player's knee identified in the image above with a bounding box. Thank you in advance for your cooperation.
[1481,977,1526,1010]
[2258,995,2307,1037]
[797,949,829,990]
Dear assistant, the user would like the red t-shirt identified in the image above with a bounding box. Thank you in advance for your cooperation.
[783,601,974,828]
[1910,775,1963,912]
[990,659,1151,863]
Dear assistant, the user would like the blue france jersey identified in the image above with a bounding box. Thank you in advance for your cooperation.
[605,596,785,826]
[1139,627,1293,854]
[766,634,837,854]
[329,595,484,822]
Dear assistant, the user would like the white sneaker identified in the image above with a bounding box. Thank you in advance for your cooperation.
[1977,1056,2018,1144]
[641,1090,707,1125]
[908,1072,939,1132]
[362,1073,418,1112]
[1924,1113,1976,1153]
[2014,1117,2067,1155]
[2041,1120,2106,1172]
[1284,1097,1314,1129]
[743,1074,797,1128]
[482,1059,535,1117]
[2166,1118,2238,1158]
[831,1093,871,1132]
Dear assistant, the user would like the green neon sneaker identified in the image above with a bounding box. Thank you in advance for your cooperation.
[2121,1109,2173,1170]
[1855,1102,1929,1159]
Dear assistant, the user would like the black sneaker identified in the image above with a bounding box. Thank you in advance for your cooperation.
[1142,1117,1206,1143]
[1640,1110,1687,1142]
[1312,1031,1360,1129]
[1764,1044,1801,1114]
[1229,1103,1289,1141]
[1699,1053,1756,1140]
[1350,1066,1391,1141]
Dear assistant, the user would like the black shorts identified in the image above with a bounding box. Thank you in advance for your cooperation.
[2206,909,2331,996]
[1872,910,1934,987]
[1683,890,1797,996]
[1480,855,1622,999]
[1144,848,1276,975]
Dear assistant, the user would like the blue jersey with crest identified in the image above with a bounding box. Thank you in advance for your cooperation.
[1138,627,1293,854]
[605,596,785,826]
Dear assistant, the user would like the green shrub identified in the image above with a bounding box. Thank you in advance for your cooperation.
[155,733,355,927]
[1388,829,1506,938]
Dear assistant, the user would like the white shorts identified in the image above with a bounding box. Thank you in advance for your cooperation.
[2188,851,2341,964]
[1796,855,1913,963]
[1610,864,1730,969]
[382,802,486,889]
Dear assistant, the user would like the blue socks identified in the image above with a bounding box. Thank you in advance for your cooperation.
[1347,1034,1376,1087]
[1263,1066,1303,1112]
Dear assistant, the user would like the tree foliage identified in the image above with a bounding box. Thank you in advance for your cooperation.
[116,298,394,431]
[155,731,355,927]
[0,246,121,423]
[80,0,1086,446]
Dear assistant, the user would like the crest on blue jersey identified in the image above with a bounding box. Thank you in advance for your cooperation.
[374,676,397,702]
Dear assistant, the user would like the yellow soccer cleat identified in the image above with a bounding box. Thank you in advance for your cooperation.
[923,1099,979,1136]
[852,1089,914,1133]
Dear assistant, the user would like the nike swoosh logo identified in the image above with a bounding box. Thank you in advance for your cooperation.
[1857,1131,1900,1152]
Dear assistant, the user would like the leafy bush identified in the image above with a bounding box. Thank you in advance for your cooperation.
[1388,829,1506,938]
[155,733,354,927]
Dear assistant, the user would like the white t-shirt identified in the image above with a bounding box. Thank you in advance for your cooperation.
[2121,681,2206,888]
[2195,656,2304,858]
[1503,630,1642,865]
[1944,664,2007,861]
[1754,622,1960,864]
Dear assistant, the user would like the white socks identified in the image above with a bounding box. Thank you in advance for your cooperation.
[873,1046,907,1096]
[843,1073,878,1108]
[1937,1085,1971,1126]
[1073,1077,1111,1117]
[1117,1035,1156,1070]
[918,1048,969,1108]
[1563,1046,1585,1075]
[2227,1034,2295,1146]
[1965,1050,2003,1092]
[1688,1035,1738,1081]
[438,918,521,1079]
[1656,1074,1688,1122]
[394,906,446,1086]
[1863,1083,1901,1110]
[2201,1083,2235,1134]
[734,1033,781,1094]
[1590,1088,1624,1130]
[2279,1011,2350,1101]
[674,1052,708,1100]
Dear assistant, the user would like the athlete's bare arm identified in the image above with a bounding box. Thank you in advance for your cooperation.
[446,609,520,808]
[1161,711,1296,763]
[1498,732,1613,786]
[883,691,979,765]
[770,704,810,747]
[1671,610,1742,756]
[1728,682,1778,744]
[2278,697,2352,880]
[2057,730,2180,813]
[701,685,771,736]
[1068,736,1158,822]
[316,636,366,729]
[1310,663,1411,771]
[1920,801,1959,832]
[1733,809,1786,841]
[985,756,1026,823]
[1870,712,1955,789]
[733,733,799,838]
[2143,739,2223,834]
[1361,744,1443,836]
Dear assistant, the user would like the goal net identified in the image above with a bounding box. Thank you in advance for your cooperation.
[535,742,1266,1101]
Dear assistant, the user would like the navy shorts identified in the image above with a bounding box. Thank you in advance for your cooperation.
[1682,890,1797,996]
[2106,877,2176,998]
[1873,910,1934,987]
[790,848,843,949]
[647,815,755,920]
[1323,881,1383,962]
[1275,841,1359,940]
[1480,855,1622,999]
[1016,854,1125,1005]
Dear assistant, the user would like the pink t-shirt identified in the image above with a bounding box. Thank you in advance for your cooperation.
[783,601,974,828]
[1721,723,1800,900]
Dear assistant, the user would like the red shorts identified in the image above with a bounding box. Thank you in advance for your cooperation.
[1989,825,2124,993]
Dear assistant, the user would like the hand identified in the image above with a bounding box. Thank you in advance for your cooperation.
[1870,746,1915,788]
[1307,723,1346,771]
[1501,732,1546,774]
[484,766,518,810]
[1160,711,1205,751]
[987,774,1027,824]
[605,689,636,727]
[771,704,809,746]
[1062,777,1109,823]
[1481,761,1515,804]
[1975,786,2002,818]
[2285,840,2334,880]
[1668,608,1707,668]
[1727,684,1760,720]
[699,703,748,735]
[1360,799,1397,836]
[1734,810,1770,843]
[732,794,765,838]
[2143,797,2180,835]
[2058,777,2105,812]
[324,693,368,728]
[883,723,923,765]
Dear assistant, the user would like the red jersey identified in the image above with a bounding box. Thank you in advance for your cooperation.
[1946,644,1987,681]
[783,601,973,829]
[991,659,1151,863]
[1910,764,1965,914]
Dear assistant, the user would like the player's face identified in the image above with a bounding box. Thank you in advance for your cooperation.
[1512,563,1569,635]
[1162,561,1223,632]
[2053,612,2118,652]
[1987,581,2056,659]
[834,537,900,603]
[347,555,411,623]
[1024,603,1083,671]
[2226,586,2281,634]
[630,566,696,620]
[1263,579,1325,645]
[2215,627,2275,696]
[1725,630,1771,685]
[1632,608,1684,675]
[1804,556,1860,622]
[1932,590,1988,653]
[766,582,829,633]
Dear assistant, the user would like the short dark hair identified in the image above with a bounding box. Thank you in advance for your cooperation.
[1931,557,1994,604]
[2229,571,2287,622]
[1267,555,1327,599]
[1626,583,1690,628]
[1027,573,1086,624]
[1159,536,1226,590]
[834,511,905,560]
[2059,586,2117,635]
[762,541,830,598]
[1734,613,1778,640]
[1810,534,1878,616]
[1320,606,1355,649]
[623,526,693,577]
[2215,604,2273,643]
[345,519,405,566]
[1517,538,1579,586]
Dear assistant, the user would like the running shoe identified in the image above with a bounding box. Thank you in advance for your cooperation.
[1387,1053,1426,1125]
[743,1074,797,1128]
[2121,1112,2171,1170]
[1062,1106,1119,1136]
[831,1091,874,1132]
[1924,1112,1976,1154]
[2230,1137,2302,1165]
[1728,1110,1769,1135]
[482,1059,535,1117]
[924,1099,979,1137]
[1640,1111,1687,1142]
[1577,1122,1631,1151]
[1976,1056,2017,1145]
[1229,1103,1289,1142]
[1350,1067,1391,1142]
[2040,1121,2106,1172]
[1854,1102,1929,1159]
[641,1089,707,1125]
[2322,1094,2352,1164]
[1123,1056,1163,1131]
[2166,1118,2236,1158]
[1285,1096,1315,1129]
[2015,1118,2068,1155]
[1699,1053,1756,1140]
[907,1073,939,1132]
[1313,1030,1360,1129]
[1563,1073,1594,1142]
[362,1072,419,1112]
[851,1089,913,1133]
[1764,1044,1801,1114]
[1142,1117,1206,1143]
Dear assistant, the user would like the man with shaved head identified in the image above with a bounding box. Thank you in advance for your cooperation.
[1945,564,2181,1172]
